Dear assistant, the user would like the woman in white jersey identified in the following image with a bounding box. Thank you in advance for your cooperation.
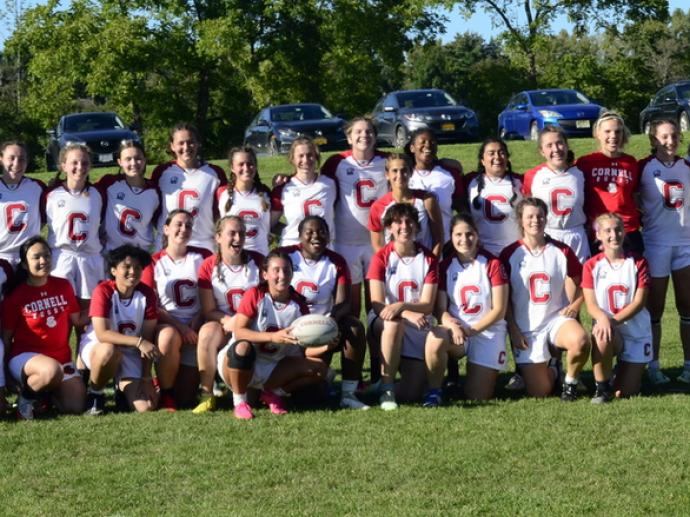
[637,119,690,384]
[583,213,652,402]
[436,214,509,400]
[499,197,589,400]
[192,216,263,414]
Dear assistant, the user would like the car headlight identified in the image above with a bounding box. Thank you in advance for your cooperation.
[403,113,430,122]
[277,128,299,139]
[538,110,562,119]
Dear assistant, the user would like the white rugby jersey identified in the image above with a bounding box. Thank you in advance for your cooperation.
[522,164,586,231]
[0,177,44,261]
[638,156,690,245]
[152,161,227,251]
[235,285,308,361]
[368,191,432,250]
[197,251,263,315]
[321,151,388,245]
[582,252,652,338]
[500,237,582,334]
[45,183,103,254]
[141,246,211,323]
[280,244,350,315]
[466,172,522,256]
[271,174,337,246]
[409,164,463,238]
[216,185,271,255]
[97,174,161,251]
[366,241,438,305]
[439,250,507,329]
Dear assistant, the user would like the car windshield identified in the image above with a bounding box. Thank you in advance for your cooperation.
[270,105,332,122]
[529,90,590,106]
[677,84,690,101]
[64,114,125,132]
[395,91,457,109]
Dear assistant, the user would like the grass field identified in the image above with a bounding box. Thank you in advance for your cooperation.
[4,134,690,516]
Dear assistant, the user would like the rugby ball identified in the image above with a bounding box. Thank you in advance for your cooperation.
[291,314,339,347]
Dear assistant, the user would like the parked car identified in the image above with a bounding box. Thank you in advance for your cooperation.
[243,103,347,154]
[371,89,479,148]
[45,112,141,171]
[498,89,604,141]
[639,81,690,134]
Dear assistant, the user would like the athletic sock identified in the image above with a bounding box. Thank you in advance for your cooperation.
[381,382,395,393]
[564,375,578,385]
[232,393,247,406]
[341,380,358,395]
[596,380,611,392]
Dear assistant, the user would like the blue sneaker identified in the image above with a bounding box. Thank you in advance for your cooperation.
[422,388,443,408]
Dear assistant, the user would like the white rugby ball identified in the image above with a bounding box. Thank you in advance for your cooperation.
[291,314,339,347]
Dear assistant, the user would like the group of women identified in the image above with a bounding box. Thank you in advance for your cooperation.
[0,109,687,420]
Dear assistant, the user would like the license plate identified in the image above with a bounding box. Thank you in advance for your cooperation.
[98,153,113,163]
[313,137,327,146]
[441,123,455,131]
[576,120,590,129]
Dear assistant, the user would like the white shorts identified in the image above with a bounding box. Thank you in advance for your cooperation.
[51,249,105,299]
[8,352,79,383]
[180,344,197,368]
[547,226,590,263]
[79,335,144,382]
[367,310,434,361]
[333,242,374,284]
[643,243,690,278]
[618,327,653,364]
[217,342,303,390]
[514,314,572,365]
[466,324,508,371]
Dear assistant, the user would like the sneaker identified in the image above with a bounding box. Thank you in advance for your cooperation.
[647,368,670,385]
[158,392,177,412]
[379,390,398,411]
[212,378,226,397]
[560,382,579,402]
[260,391,288,415]
[591,388,613,404]
[340,393,370,410]
[84,392,105,416]
[192,393,216,414]
[16,395,35,421]
[422,389,443,408]
[677,369,690,384]
[505,373,525,391]
[233,401,254,420]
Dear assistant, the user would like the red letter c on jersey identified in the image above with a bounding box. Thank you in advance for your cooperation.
[6,202,27,233]
[119,208,142,237]
[550,188,573,216]
[118,321,137,335]
[355,179,376,208]
[397,280,419,302]
[528,272,551,304]
[173,279,196,307]
[607,284,629,314]
[237,210,259,237]
[460,285,482,314]
[483,195,508,222]
[663,181,684,209]
[303,199,324,217]
[225,288,245,314]
[296,281,319,302]
[178,190,200,217]
[68,212,88,241]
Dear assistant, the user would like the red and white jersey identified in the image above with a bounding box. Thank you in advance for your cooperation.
[321,151,388,245]
[141,246,211,323]
[45,183,103,254]
[409,164,463,238]
[271,175,337,245]
[439,250,508,328]
[197,251,263,315]
[97,174,161,251]
[366,241,438,305]
[576,152,641,232]
[466,172,522,256]
[368,191,432,250]
[152,161,227,251]
[236,285,308,361]
[522,164,586,231]
[500,237,582,334]
[216,186,271,255]
[0,177,45,261]
[638,156,690,245]
[84,280,159,337]
[280,244,350,315]
[582,252,651,338]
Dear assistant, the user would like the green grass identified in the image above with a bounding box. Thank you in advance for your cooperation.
[7,134,690,515]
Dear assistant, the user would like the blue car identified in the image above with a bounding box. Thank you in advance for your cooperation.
[497,89,604,141]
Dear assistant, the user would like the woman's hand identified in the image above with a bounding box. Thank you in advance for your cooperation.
[273,328,299,345]
[379,302,405,321]
[559,304,579,319]
[509,328,529,350]
[592,318,613,344]
[138,339,160,360]
[220,315,235,334]
[178,325,199,346]
[403,311,429,330]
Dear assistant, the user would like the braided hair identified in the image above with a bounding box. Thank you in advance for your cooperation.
[225,146,270,215]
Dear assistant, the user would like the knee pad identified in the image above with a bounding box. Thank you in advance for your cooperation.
[227,341,256,370]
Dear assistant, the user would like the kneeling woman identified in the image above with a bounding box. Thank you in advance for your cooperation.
[79,245,159,414]
[436,214,509,400]
[500,198,589,399]
[218,251,328,420]
[2,237,84,419]
[367,203,451,409]
[583,213,652,402]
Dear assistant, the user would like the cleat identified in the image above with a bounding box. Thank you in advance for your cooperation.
[84,392,105,416]
[260,391,288,415]
[158,392,177,412]
[212,380,226,398]
[676,369,690,384]
[16,395,35,421]
[422,388,443,408]
[192,393,216,414]
[591,388,613,404]
[560,382,579,402]
[505,373,525,391]
[340,393,370,410]
[233,401,254,420]
[379,390,398,411]
[646,368,670,385]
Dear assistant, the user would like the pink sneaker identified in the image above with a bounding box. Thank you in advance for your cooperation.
[260,391,288,415]
[233,401,254,420]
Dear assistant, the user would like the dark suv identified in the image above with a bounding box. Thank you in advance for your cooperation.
[46,112,141,170]
[371,89,479,148]
[639,81,690,134]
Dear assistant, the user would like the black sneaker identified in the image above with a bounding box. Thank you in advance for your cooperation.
[590,388,613,404]
[84,392,105,416]
[560,382,578,402]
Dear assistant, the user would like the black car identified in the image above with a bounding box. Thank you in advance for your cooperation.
[46,112,141,171]
[371,88,479,148]
[243,103,347,154]
[639,81,690,134]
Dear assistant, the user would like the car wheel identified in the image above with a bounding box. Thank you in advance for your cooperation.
[45,152,56,172]
[394,126,407,149]
[643,121,651,135]
[269,137,279,155]
[529,121,539,141]
[680,112,690,133]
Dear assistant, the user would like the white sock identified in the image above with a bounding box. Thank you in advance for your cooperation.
[232,393,247,405]
[341,380,358,395]
[564,375,578,385]
[88,387,104,395]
